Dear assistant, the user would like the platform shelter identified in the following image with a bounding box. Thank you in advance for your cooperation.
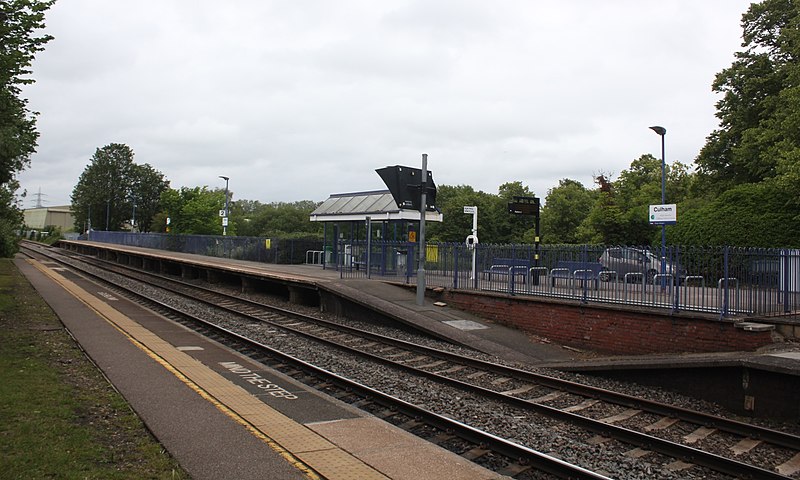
[309,190,442,269]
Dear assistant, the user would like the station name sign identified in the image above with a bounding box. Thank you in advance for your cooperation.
[649,204,677,225]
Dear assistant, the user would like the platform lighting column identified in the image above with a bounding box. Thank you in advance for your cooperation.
[106,175,112,231]
[131,197,136,232]
[416,154,428,306]
[650,126,667,287]
[219,175,229,236]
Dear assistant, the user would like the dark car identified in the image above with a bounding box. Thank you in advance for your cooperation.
[598,247,686,283]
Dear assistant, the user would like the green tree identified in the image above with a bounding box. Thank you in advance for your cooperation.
[128,163,170,232]
[158,186,228,235]
[0,179,24,255]
[238,200,322,238]
[574,156,695,246]
[695,0,798,193]
[0,0,54,256]
[576,175,628,245]
[671,179,800,247]
[426,185,487,243]
[231,199,264,237]
[426,182,537,244]
[71,144,169,232]
[685,0,800,247]
[614,155,665,245]
[0,0,53,184]
[495,181,536,244]
[540,179,595,244]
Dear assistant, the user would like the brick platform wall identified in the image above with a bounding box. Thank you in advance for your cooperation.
[436,289,776,355]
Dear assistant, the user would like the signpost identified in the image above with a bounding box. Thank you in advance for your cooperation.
[508,196,541,285]
[464,206,478,281]
[507,196,541,255]
[376,159,438,306]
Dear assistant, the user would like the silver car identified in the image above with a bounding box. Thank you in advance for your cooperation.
[598,247,685,283]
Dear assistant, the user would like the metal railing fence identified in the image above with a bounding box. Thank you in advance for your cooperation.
[82,231,799,318]
[87,231,323,265]
[335,240,800,319]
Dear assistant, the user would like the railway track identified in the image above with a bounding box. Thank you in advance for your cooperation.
[19,241,800,479]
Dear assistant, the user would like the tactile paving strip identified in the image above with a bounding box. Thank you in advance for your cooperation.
[30,259,388,480]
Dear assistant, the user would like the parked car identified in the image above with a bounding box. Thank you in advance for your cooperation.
[598,247,686,283]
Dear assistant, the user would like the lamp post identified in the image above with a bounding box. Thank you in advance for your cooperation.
[106,175,112,231]
[219,175,229,236]
[649,126,667,284]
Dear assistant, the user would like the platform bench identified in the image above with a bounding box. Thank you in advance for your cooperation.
[550,261,604,289]
[483,258,531,281]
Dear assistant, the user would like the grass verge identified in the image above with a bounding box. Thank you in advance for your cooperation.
[0,258,189,479]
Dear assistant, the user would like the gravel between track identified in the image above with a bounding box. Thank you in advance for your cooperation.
[88,262,800,480]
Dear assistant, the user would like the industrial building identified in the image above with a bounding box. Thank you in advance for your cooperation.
[23,205,75,231]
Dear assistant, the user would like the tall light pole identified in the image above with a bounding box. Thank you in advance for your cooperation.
[219,175,229,236]
[650,126,667,282]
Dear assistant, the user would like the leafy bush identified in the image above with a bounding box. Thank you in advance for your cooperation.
[670,181,800,248]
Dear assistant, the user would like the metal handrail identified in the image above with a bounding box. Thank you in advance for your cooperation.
[305,250,323,265]
[528,266,548,291]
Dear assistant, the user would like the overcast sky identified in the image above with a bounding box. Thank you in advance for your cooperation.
[18,0,752,208]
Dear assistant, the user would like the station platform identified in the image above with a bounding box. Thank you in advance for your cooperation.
[21,241,800,476]
[56,240,582,365]
[49,240,800,374]
[16,256,505,480]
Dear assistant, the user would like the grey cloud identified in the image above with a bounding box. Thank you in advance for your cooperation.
[18,0,751,208]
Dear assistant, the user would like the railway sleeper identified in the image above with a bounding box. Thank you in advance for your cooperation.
[462,447,491,461]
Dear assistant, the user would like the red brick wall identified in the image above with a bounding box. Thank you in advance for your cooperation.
[437,289,775,355]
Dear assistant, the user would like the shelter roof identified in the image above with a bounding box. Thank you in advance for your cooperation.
[310,190,442,223]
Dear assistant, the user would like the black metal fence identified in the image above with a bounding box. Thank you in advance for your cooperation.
[333,240,800,319]
[83,231,799,318]
[87,231,323,265]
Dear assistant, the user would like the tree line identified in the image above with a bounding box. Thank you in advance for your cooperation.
[70,143,324,239]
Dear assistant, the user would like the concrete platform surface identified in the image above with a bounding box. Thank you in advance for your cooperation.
[17,256,504,480]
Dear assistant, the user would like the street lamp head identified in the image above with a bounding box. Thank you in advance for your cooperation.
[219,175,229,181]
[649,126,666,136]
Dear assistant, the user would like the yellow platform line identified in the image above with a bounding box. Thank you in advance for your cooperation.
[29,259,388,480]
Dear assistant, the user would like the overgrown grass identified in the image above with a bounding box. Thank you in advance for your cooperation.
[0,259,189,479]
